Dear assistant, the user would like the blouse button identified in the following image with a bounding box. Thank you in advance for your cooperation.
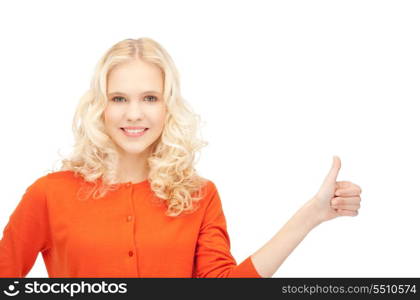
[126,215,133,222]
[128,250,134,257]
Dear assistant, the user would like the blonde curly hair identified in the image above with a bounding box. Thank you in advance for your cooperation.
[52,37,209,217]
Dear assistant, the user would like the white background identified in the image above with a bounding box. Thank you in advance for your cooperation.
[0,0,419,277]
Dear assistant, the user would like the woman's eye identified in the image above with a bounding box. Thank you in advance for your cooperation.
[112,96,125,102]
[145,95,158,102]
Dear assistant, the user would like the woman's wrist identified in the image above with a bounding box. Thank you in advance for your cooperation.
[299,198,324,229]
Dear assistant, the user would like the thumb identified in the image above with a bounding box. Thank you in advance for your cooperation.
[322,155,341,186]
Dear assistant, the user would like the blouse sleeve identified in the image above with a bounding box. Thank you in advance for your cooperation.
[0,175,51,277]
[192,181,262,278]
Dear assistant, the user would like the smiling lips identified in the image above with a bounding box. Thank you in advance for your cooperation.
[121,126,148,130]
[121,127,149,137]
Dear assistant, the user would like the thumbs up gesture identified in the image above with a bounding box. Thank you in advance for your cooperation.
[309,156,362,223]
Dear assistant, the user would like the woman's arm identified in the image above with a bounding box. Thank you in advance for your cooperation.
[250,156,362,278]
[250,199,320,278]
[0,175,51,277]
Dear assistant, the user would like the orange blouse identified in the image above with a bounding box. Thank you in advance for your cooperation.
[0,171,261,278]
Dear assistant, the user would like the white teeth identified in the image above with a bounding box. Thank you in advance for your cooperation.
[123,128,146,133]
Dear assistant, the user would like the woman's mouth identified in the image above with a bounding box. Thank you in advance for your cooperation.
[120,127,149,137]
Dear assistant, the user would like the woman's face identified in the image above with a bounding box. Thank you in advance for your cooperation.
[104,59,167,157]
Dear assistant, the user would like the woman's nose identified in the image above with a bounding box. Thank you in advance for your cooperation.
[125,101,145,119]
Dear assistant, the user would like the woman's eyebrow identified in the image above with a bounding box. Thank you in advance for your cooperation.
[108,91,161,96]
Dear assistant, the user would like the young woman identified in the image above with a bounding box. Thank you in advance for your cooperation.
[0,37,362,278]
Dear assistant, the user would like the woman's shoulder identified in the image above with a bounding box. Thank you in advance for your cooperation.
[195,176,217,194]
[16,171,78,203]
[193,177,221,206]
[22,170,89,200]
[41,170,79,183]
[44,170,78,179]
[30,170,84,190]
